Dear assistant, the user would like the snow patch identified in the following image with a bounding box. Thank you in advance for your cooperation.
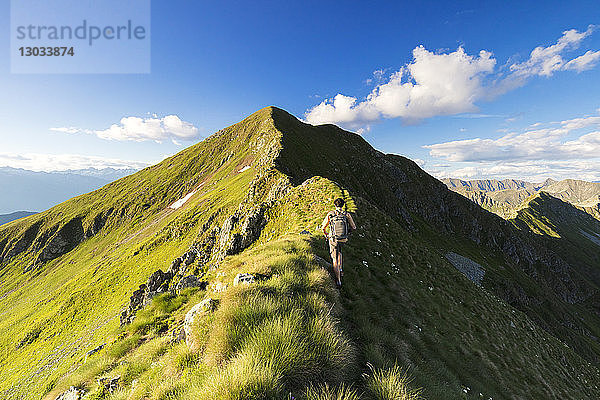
[238,166,251,173]
[169,190,197,209]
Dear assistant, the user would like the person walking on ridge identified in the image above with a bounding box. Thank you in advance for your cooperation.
[322,198,356,288]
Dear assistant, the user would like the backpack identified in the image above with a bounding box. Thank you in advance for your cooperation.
[329,210,349,240]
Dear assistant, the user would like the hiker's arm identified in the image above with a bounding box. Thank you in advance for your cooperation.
[347,214,357,232]
[321,215,329,236]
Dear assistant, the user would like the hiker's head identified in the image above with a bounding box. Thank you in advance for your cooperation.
[334,198,345,208]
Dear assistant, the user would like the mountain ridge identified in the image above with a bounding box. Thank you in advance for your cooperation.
[442,177,600,220]
[2,106,600,399]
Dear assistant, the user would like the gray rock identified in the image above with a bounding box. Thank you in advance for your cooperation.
[97,376,120,393]
[183,251,196,265]
[184,298,217,347]
[212,282,227,292]
[445,252,486,286]
[168,257,183,275]
[120,284,147,325]
[146,269,170,293]
[312,255,332,268]
[55,386,84,400]
[85,343,105,360]
[175,274,207,293]
[240,206,267,248]
[38,218,84,263]
[233,273,255,286]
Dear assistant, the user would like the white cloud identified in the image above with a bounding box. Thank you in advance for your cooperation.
[564,50,600,72]
[0,152,149,172]
[424,111,600,181]
[51,115,200,143]
[425,114,600,162]
[509,27,594,77]
[305,27,599,131]
[305,46,495,128]
[430,160,600,182]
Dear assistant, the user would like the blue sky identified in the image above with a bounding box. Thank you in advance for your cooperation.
[1,1,599,181]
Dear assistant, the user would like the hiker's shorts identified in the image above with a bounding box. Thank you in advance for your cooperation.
[328,237,346,256]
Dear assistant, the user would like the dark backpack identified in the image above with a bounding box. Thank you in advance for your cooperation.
[329,210,349,240]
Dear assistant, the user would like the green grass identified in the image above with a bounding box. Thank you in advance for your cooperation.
[2,107,600,399]
[0,108,273,398]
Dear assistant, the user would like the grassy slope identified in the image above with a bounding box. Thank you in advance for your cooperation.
[0,109,278,398]
[270,107,600,367]
[511,192,600,313]
[2,107,600,399]
[45,177,600,400]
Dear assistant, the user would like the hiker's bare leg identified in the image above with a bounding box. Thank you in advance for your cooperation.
[337,252,343,275]
[332,249,341,284]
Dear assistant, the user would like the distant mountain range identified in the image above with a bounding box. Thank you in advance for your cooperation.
[0,211,36,226]
[0,167,138,214]
[442,178,600,220]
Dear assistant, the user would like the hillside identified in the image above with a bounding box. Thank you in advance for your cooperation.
[510,192,600,288]
[443,178,600,220]
[1,107,600,400]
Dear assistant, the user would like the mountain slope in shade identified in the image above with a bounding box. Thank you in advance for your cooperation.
[443,177,600,220]
[511,192,600,288]
[0,211,36,226]
[1,107,599,400]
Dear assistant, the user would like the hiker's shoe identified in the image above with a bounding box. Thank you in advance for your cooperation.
[336,280,342,289]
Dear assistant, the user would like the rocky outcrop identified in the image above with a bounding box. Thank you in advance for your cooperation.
[215,204,269,260]
[54,386,84,400]
[85,208,114,238]
[120,227,220,325]
[184,298,217,348]
[120,268,175,325]
[38,218,84,263]
[3,221,42,260]
[120,284,148,325]
[445,252,486,286]
[1,208,113,270]
[175,274,207,293]
[233,273,255,286]
[97,376,120,394]
[145,269,170,298]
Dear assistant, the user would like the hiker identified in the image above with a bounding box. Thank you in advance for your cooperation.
[322,198,356,288]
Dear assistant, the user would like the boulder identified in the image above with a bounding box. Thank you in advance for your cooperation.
[175,274,207,293]
[97,376,120,393]
[146,269,170,293]
[183,251,196,265]
[213,282,228,293]
[55,386,84,400]
[168,257,183,275]
[233,273,255,286]
[184,298,217,347]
